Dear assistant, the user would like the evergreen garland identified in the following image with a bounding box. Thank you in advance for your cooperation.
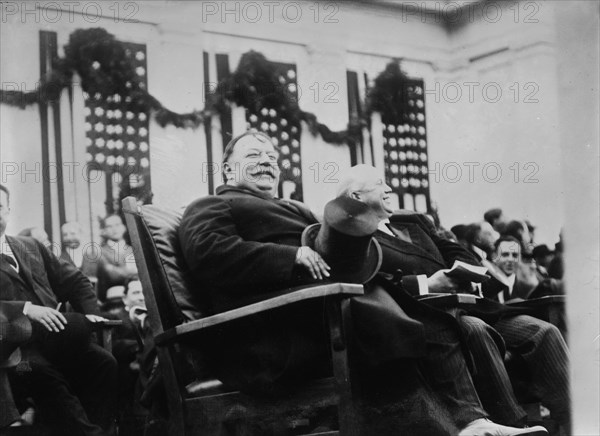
[0,28,409,144]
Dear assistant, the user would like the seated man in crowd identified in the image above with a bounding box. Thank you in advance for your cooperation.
[465,221,499,262]
[60,221,100,281]
[484,208,508,234]
[0,184,117,436]
[339,165,569,435]
[112,278,146,367]
[96,214,137,303]
[503,220,534,257]
[178,131,546,436]
[482,237,563,303]
[484,237,566,338]
[532,245,554,277]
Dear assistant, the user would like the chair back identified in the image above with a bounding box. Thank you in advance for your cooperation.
[122,197,207,333]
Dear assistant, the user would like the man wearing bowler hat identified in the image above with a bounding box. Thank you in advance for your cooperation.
[178,131,545,435]
[0,184,117,436]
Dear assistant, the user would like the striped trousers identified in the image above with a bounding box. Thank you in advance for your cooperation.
[460,314,570,429]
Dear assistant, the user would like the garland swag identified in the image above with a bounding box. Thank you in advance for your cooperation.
[0,28,208,128]
[0,28,409,144]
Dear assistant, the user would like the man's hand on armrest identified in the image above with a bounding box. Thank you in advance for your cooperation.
[85,314,109,323]
[295,246,330,280]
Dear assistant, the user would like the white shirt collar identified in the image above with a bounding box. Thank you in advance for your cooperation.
[0,234,12,255]
[506,273,516,286]
[506,273,516,295]
[378,219,394,236]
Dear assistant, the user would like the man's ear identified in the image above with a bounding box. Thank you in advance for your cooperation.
[223,163,233,181]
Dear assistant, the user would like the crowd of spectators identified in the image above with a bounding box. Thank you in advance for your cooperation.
[445,208,566,335]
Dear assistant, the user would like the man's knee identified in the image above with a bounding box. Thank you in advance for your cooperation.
[538,322,566,350]
[461,316,494,339]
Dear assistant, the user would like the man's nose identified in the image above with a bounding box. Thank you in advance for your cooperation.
[257,152,272,164]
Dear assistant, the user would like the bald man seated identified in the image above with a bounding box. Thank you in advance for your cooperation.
[338,164,568,434]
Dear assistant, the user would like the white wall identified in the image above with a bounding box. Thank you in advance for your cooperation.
[553,2,600,433]
[427,1,563,245]
[0,1,580,245]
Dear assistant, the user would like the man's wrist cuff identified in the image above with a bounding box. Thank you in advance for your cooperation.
[22,301,32,316]
[417,275,429,295]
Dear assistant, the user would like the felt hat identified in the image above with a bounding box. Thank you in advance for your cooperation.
[301,196,382,284]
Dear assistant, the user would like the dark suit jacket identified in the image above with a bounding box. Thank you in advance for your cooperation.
[376,216,528,324]
[179,185,318,313]
[177,186,431,391]
[0,236,100,317]
[377,212,481,294]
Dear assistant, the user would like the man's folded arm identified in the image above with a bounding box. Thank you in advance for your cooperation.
[179,196,299,289]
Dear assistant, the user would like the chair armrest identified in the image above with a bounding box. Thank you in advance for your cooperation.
[416,293,480,307]
[155,282,364,346]
[93,320,124,328]
[505,295,565,308]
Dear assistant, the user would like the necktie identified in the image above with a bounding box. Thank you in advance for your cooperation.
[1,253,19,273]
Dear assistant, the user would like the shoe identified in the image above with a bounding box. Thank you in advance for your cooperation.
[459,418,548,436]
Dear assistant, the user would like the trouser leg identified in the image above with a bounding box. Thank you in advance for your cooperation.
[459,315,527,426]
[415,312,487,428]
[66,343,118,433]
[0,370,21,428]
[10,349,106,436]
[494,315,570,431]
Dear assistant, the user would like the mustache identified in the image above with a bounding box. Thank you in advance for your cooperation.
[250,165,278,178]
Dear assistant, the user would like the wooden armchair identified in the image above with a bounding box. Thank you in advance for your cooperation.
[122,197,365,436]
